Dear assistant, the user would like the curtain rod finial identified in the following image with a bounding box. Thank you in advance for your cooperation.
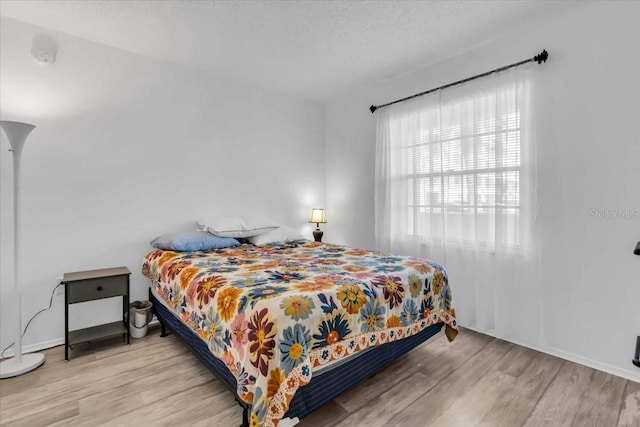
[535,49,549,64]
[369,105,377,114]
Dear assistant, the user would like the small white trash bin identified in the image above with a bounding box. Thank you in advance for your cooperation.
[129,300,153,339]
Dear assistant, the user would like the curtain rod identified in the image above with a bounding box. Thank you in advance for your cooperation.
[369,49,548,113]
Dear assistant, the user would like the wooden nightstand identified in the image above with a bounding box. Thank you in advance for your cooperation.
[61,266,131,360]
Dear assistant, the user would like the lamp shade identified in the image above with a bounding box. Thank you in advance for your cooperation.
[0,121,35,157]
[309,208,326,224]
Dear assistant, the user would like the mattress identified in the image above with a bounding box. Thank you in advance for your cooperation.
[143,240,458,427]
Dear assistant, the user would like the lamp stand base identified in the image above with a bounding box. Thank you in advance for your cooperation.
[0,353,45,379]
[313,229,324,242]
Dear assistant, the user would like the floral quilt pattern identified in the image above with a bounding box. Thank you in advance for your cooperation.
[142,241,457,427]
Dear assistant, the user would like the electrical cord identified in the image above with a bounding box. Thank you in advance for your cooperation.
[1,281,63,359]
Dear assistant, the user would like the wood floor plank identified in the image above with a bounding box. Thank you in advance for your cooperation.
[417,327,493,382]
[426,344,539,427]
[0,336,186,424]
[190,405,243,427]
[0,347,98,398]
[477,351,564,427]
[0,328,166,398]
[300,336,491,427]
[386,337,514,426]
[1,352,201,424]
[571,370,628,427]
[297,400,351,427]
[102,380,222,425]
[0,328,634,427]
[618,380,640,427]
[0,337,188,411]
[75,361,217,422]
[333,332,451,412]
[1,401,79,427]
[0,333,180,398]
[523,360,594,427]
[335,371,438,427]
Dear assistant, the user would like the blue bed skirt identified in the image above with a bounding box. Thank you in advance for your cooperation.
[149,289,444,420]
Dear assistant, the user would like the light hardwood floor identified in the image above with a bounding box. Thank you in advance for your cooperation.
[1,327,638,427]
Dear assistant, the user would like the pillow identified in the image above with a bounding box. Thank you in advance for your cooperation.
[248,226,305,245]
[197,215,279,238]
[150,231,240,252]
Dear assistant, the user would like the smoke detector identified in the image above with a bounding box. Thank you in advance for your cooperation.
[31,35,57,65]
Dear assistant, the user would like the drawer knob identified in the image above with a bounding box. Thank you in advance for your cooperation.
[97,286,103,291]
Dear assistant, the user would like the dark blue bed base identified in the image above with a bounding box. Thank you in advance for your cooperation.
[149,289,444,426]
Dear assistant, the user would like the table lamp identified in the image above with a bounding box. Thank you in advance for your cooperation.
[309,208,326,242]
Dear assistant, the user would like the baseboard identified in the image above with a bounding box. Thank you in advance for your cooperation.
[5,320,639,382]
[509,338,640,383]
[2,316,160,359]
[462,326,640,382]
[1,338,65,358]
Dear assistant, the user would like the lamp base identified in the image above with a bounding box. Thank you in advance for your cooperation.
[0,353,45,379]
[313,229,324,242]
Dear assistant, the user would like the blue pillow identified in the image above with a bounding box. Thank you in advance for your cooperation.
[150,231,240,252]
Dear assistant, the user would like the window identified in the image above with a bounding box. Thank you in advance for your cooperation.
[382,83,525,248]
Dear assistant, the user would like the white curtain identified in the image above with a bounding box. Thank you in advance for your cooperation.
[375,67,543,342]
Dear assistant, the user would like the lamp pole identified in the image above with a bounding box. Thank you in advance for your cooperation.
[634,242,640,367]
[0,121,45,378]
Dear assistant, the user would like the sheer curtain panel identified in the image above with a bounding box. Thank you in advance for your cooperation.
[375,67,543,341]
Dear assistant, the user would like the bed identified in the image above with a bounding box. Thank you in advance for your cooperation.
[142,240,458,427]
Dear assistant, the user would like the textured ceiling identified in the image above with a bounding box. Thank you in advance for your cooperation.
[0,1,571,102]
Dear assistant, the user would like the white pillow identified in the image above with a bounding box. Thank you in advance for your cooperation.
[248,226,306,245]
[197,215,279,238]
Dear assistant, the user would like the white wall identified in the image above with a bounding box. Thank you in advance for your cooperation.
[326,2,640,380]
[0,17,326,353]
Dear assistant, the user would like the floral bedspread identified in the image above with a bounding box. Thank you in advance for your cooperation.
[142,241,457,426]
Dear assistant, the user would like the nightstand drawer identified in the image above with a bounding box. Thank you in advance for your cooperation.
[67,276,128,303]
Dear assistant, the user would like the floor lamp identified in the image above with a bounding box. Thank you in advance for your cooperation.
[634,242,640,368]
[0,121,45,378]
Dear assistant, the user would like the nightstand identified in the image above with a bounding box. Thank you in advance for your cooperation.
[61,266,131,360]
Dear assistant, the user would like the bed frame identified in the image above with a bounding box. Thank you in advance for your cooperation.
[149,289,444,427]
